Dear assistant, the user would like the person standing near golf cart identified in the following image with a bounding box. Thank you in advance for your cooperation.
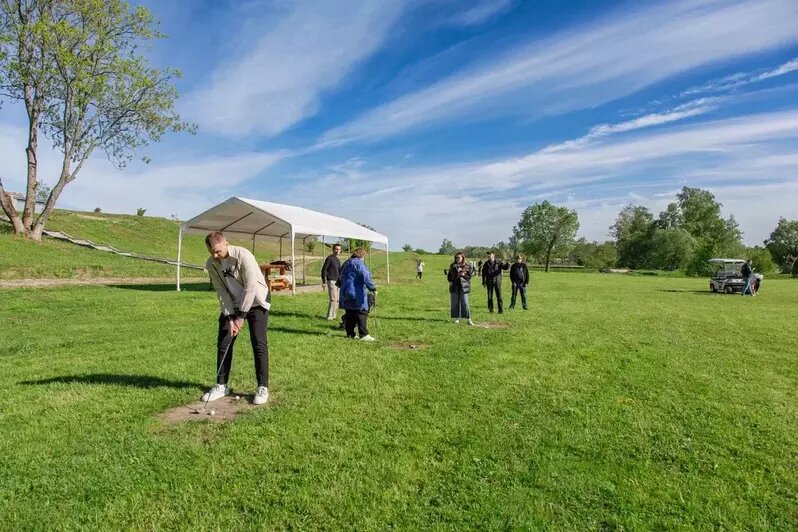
[481,251,509,313]
[741,259,755,296]
[321,243,342,320]
[339,248,378,341]
[509,255,529,310]
[202,231,271,406]
[447,252,474,325]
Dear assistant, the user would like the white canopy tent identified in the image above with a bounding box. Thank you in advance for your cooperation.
[177,197,390,294]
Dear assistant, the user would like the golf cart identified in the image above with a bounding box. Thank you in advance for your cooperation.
[708,258,763,294]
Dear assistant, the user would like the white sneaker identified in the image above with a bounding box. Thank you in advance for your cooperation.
[360,335,376,342]
[253,386,269,405]
[454,319,460,324]
[201,384,229,402]
[467,319,475,326]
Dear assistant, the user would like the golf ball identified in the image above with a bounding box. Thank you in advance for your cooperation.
[410,344,416,349]
[210,409,216,416]
[235,395,240,401]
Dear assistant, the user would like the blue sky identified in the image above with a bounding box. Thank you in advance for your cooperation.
[2,0,798,250]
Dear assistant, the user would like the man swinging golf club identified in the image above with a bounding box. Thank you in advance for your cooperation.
[202,231,271,406]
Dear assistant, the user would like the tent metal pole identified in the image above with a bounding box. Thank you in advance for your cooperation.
[176,225,184,291]
[291,228,296,295]
[251,233,256,253]
[280,236,283,259]
[302,236,307,287]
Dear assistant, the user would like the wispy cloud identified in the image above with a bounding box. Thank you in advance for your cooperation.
[543,98,719,153]
[0,124,284,218]
[287,109,798,248]
[321,0,798,146]
[184,0,409,138]
[450,0,514,26]
[682,56,798,96]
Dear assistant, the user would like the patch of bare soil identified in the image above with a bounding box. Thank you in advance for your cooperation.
[389,342,428,350]
[159,394,266,423]
[476,322,510,329]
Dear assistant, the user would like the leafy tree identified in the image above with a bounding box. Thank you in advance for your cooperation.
[135,207,146,217]
[402,243,412,252]
[512,201,579,272]
[746,246,775,274]
[0,0,193,240]
[413,248,426,255]
[304,237,318,253]
[35,180,50,203]
[569,238,617,269]
[348,223,376,252]
[438,238,456,255]
[649,228,695,271]
[610,205,654,268]
[765,218,798,276]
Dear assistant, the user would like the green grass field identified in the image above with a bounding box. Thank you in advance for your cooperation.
[1,254,796,529]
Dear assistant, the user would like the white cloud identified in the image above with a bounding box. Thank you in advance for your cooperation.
[184,0,408,138]
[682,56,798,96]
[286,109,798,249]
[0,124,284,218]
[451,0,514,26]
[321,0,798,145]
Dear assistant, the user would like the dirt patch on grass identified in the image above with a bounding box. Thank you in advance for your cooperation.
[389,342,428,351]
[476,322,510,329]
[159,394,267,423]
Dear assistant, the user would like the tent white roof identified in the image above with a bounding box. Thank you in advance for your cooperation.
[181,196,388,244]
[176,197,390,293]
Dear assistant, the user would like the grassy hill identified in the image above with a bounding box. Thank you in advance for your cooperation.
[0,209,434,281]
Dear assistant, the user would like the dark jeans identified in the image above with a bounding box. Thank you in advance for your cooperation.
[216,305,269,387]
[344,309,369,338]
[511,282,527,309]
[486,281,503,312]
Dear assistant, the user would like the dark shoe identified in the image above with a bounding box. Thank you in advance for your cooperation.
[498,310,503,314]
[509,305,515,310]
[489,309,494,313]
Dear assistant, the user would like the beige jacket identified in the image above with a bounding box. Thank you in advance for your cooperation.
[206,245,270,317]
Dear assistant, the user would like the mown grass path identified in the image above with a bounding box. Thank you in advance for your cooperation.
[1,266,796,529]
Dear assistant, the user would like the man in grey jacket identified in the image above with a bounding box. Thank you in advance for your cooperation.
[202,231,271,405]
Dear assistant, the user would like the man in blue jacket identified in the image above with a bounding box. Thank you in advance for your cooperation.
[339,248,378,341]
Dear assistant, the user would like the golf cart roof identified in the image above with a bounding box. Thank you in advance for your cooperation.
[707,258,746,264]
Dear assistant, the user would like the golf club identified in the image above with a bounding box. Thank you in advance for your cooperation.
[198,330,235,414]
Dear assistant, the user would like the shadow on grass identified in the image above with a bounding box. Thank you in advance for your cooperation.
[657,289,716,295]
[21,373,205,390]
[110,282,211,292]
[269,326,329,336]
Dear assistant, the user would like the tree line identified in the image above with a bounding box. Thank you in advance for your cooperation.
[427,186,798,276]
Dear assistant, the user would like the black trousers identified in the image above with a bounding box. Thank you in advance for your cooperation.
[511,282,527,309]
[344,309,369,338]
[216,305,269,387]
[486,281,503,312]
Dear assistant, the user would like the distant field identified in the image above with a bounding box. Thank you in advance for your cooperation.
[1,267,795,529]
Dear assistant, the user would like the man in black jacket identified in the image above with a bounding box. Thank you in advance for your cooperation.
[509,255,529,310]
[321,243,342,319]
[481,252,509,313]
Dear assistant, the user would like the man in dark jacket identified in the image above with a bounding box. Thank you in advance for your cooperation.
[509,255,529,310]
[741,259,753,296]
[321,243,342,320]
[481,252,509,313]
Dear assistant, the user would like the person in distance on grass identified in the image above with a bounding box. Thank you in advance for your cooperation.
[202,231,271,405]
[509,255,529,310]
[339,247,378,341]
[741,259,754,296]
[447,252,475,325]
[321,243,342,320]
[481,251,509,313]
[416,259,425,279]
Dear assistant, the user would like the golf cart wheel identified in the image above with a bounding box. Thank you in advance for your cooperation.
[710,284,717,293]
[725,286,734,294]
